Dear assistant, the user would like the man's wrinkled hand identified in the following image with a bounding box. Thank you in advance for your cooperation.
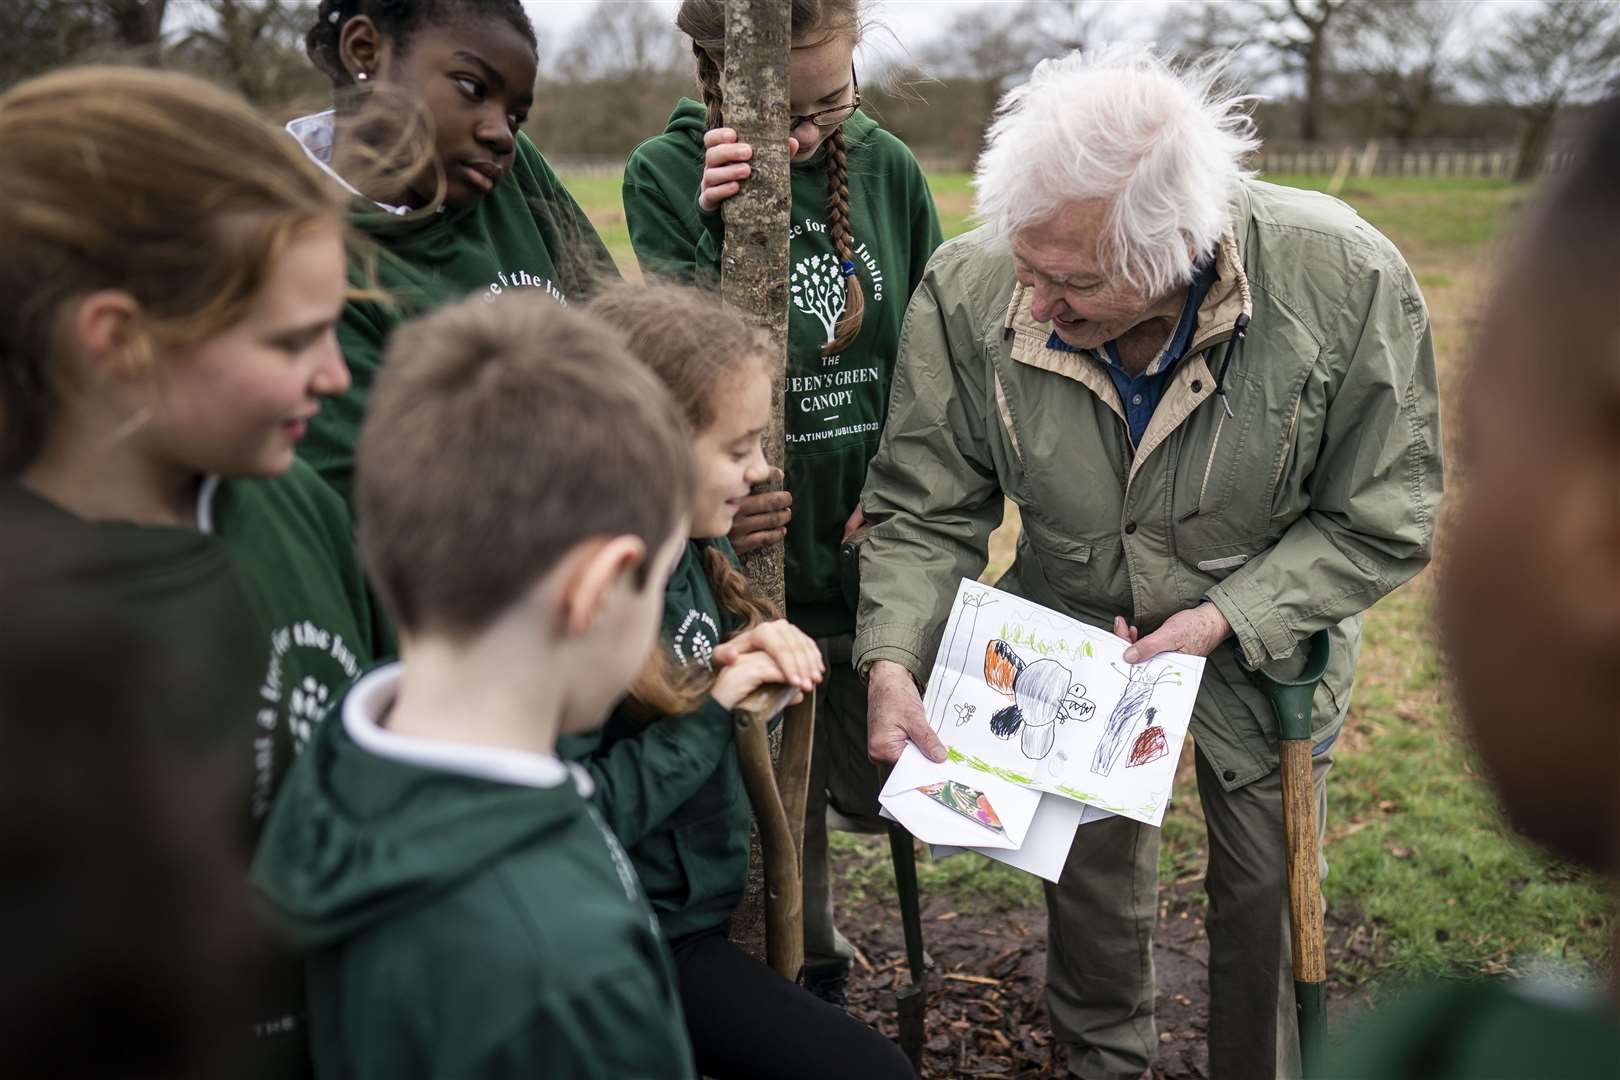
[866,660,946,765]
[1121,602,1231,663]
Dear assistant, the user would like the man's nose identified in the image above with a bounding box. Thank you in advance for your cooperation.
[1030,282,1064,323]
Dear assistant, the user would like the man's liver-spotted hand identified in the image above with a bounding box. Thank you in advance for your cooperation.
[866,660,946,765]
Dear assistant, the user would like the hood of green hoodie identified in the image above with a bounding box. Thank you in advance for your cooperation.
[661,97,880,162]
[251,664,593,949]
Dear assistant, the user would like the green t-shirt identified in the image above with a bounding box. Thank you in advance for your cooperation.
[623,101,943,637]
[286,112,619,509]
[252,665,696,1079]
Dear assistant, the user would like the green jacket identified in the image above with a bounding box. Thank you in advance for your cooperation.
[286,112,617,508]
[252,665,695,1080]
[563,539,750,940]
[1323,980,1620,1078]
[623,100,943,637]
[855,180,1443,790]
[208,464,385,826]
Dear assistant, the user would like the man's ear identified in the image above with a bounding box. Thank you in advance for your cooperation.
[339,15,386,82]
[72,291,146,380]
[557,536,649,638]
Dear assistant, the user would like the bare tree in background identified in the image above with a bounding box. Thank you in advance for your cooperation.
[2,0,168,87]
[528,0,690,159]
[1155,0,1250,68]
[173,0,322,107]
[1244,0,1366,141]
[554,0,687,81]
[920,0,1112,159]
[1469,0,1620,180]
[1344,0,1470,146]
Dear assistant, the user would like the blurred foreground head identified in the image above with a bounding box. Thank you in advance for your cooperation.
[0,528,256,1079]
[1441,97,1620,873]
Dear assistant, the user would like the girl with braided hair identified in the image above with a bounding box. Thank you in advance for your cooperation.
[621,0,942,1010]
[291,0,615,508]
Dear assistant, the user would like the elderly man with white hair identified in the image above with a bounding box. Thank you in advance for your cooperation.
[853,47,1442,1080]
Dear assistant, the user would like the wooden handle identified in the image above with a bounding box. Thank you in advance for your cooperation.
[734,688,805,981]
[1280,740,1326,983]
[775,696,816,867]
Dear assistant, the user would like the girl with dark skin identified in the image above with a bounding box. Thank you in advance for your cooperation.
[291,1,615,507]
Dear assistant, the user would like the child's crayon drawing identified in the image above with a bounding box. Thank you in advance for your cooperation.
[919,580,1206,827]
[916,780,1005,834]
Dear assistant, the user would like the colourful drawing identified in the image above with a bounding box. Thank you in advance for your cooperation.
[980,640,1095,762]
[1127,708,1170,768]
[916,780,1005,834]
[919,579,1207,827]
[1092,664,1182,777]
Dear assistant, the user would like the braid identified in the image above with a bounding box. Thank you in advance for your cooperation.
[304,0,537,87]
[823,125,865,356]
[693,43,724,131]
[305,0,360,82]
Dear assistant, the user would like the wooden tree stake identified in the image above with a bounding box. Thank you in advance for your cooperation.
[718,0,808,975]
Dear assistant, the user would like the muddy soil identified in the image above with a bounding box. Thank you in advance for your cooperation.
[840,870,1383,1078]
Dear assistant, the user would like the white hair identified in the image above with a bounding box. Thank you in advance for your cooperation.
[974,45,1260,297]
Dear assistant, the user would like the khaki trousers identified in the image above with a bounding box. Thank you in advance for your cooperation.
[1046,744,1332,1080]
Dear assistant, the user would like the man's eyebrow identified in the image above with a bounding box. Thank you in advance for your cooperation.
[452,51,505,93]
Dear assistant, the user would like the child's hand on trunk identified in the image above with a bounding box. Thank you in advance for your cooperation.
[728,468,791,554]
[699,128,800,214]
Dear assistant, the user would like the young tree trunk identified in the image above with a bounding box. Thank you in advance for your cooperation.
[1301,36,1326,142]
[719,0,794,969]
[1513,107,1556,182]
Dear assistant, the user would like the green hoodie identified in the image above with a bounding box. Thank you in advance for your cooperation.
[252,664,696,1080]
[285,112,618,508]
[205,462,386,826]
[1323,980,1620,1078]
[563,538,751,941]
[623,100,942,638]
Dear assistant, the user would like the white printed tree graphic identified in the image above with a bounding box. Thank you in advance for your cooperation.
[790,252,847,344]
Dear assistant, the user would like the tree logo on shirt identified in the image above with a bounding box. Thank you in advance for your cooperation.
[287,676,330,751]
[251,619,364,820]
[671,609,720,670]
[791,253,847,345]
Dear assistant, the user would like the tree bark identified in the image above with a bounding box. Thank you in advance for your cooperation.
[719,0,794,968]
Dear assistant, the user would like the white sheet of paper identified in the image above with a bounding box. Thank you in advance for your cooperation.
[920,579,1207,826]
[877,793,1107,884]
[877,743,1041,850]
[932,795,1113,883]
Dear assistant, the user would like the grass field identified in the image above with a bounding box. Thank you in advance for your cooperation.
[563,169,1612,989]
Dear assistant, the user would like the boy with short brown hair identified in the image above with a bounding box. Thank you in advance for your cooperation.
[253,294,698,1079]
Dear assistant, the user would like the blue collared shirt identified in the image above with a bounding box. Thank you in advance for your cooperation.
[1046,259,1219,446]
